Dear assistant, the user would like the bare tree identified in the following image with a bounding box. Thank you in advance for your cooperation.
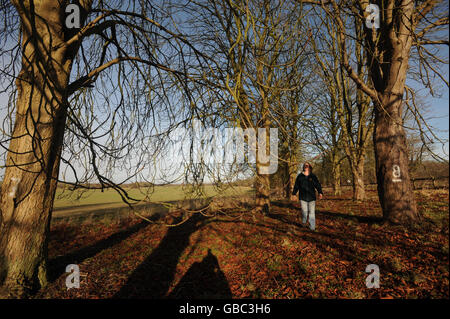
[182,0,311,213]
[303,0,448,223]
[0,0,206,297]
[302,80,347,195]
[308,8,374,200]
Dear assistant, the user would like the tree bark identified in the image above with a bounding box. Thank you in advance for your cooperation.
[0,74,68,298]
[287,166,297,200]
[254,126,271,216]
[328,0,424,224]
[373,95,421,224]
[351,158,365,200]
[332,160,341,196]
[0,0,74,297]
[365,0,421,224]
[254,169,271,216]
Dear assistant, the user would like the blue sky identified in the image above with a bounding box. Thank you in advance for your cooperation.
[0,2,448,184]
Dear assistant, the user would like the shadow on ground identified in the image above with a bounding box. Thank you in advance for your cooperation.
[167,248,232,298]
[271,200,383,225]
[113,213,231,298]
[47,200,382,297]
[48,218,154,282]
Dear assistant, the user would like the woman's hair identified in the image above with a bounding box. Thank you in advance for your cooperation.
[302,162,313,172]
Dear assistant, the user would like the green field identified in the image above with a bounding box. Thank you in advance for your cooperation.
[53,184,252,211]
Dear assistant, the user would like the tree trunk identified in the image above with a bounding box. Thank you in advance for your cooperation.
[268,159,286,199]
[254,164,271,216]
[0,78,67,298]
[0,0,73,297]
[254,125,272,215]
[332,161,341,196]
[373,95,421,224]
[351,158,365,200]
[282,162,291,200]
[287,168,297,200]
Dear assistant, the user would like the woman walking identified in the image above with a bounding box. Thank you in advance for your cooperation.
[292,162,323,231]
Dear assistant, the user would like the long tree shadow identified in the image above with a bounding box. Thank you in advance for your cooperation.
[263,208,419,263]
[271,199,296,209]
[167,249,232,299]
[48,218,153,282]
[266,212,302,229]
[270,200,383,226]
[211,211,377,267]
[317,211,383,224]
[113,213,207,298]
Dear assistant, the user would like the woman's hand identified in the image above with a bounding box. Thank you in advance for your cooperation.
[319,193,323,200]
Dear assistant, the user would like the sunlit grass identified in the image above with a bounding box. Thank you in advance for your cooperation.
[54,184,252,209]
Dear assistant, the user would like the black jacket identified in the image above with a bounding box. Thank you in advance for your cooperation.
[292,172,323,202]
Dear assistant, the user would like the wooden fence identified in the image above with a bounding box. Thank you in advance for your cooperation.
[325,176,449,190]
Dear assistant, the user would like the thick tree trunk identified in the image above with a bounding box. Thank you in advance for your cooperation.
[351,159,365,200]
[373,95,421,224]
[0,79,67,298]
[0,0,73,297]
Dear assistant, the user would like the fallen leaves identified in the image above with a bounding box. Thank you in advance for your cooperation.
[35,188,449,299]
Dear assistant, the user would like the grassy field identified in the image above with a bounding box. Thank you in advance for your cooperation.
[36,187,449,299]
[54,184,253,211]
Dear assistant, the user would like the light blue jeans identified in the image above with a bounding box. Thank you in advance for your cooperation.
[300,200,316,230]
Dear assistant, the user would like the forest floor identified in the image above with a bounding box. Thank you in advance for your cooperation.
[36,187,449,299]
